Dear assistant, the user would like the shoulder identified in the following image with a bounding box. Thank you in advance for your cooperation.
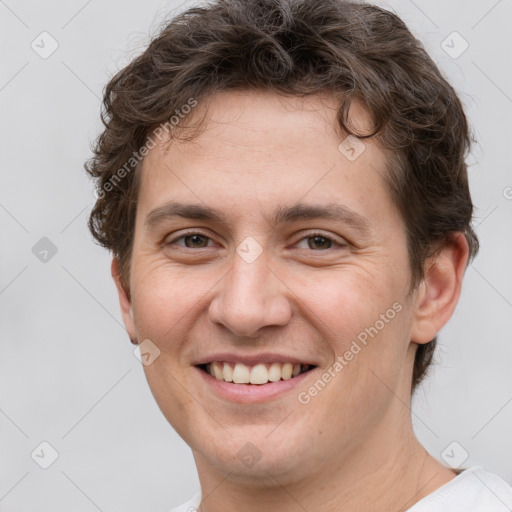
[407,466,512,512]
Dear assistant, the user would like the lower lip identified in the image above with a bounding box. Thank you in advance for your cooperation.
[194,366,315,404]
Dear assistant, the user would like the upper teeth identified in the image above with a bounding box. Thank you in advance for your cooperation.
[206,362,308,385]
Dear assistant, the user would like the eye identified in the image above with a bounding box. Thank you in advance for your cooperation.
[164,230,347,252]
[166,231,215,249]
[295,232,347,251]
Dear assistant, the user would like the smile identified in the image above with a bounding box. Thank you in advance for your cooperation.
[198,361,315,385]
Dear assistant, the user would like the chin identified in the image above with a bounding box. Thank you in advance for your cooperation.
[195,430,309,482]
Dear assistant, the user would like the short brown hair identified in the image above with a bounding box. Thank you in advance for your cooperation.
[85,0,479,393]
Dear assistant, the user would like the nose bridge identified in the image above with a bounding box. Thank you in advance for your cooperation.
[208,240,291,337]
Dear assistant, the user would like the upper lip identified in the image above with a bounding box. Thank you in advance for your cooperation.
[192,352,318,367]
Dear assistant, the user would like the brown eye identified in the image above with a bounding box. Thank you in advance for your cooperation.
[295,232,346,251]
[307,235,332,250]
[166,232,213,248]
[183,234,209,248]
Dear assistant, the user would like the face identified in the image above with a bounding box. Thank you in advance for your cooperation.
[118,90,422,486]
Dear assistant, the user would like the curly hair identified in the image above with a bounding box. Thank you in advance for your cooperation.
[85,0,479,393]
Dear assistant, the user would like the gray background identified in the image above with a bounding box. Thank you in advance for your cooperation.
[1,0,511,510]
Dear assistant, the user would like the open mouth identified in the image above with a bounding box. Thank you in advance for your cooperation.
[197,361,316,385]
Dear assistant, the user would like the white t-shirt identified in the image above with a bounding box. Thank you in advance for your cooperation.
[169,466,512,512]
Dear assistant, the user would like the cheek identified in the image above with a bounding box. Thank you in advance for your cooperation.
[298,268,412,382]
[298,268,394,335]
[130,261,206,339]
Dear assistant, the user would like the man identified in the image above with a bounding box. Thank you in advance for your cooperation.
[85,0,512,510]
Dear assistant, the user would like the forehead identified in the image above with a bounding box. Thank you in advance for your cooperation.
[137,90,397,229]
[152,89,377,159]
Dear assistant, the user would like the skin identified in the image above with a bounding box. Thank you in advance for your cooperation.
[113,90,469,512]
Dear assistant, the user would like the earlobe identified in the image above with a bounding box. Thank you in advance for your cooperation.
[111,258,138,344]
[411,233,470,345]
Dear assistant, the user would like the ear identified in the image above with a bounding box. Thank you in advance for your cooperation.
[411,233,470,344]
[111,258,138,345]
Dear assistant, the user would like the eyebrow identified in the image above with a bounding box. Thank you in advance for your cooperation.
[144,200,372,234]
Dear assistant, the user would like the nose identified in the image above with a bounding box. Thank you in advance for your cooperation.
[207,246,292,338]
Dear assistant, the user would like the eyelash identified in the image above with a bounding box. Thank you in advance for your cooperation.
[165,230,347,251]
